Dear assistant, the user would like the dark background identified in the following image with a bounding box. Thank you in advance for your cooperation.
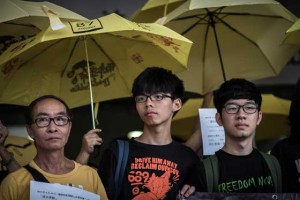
[0,0,300,166]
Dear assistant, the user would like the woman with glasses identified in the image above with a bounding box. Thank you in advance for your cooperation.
[0,95,108,200]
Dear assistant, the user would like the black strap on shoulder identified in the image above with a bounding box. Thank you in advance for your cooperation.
[24,164,49,183]
[203,154,219,192]
[114,140,129,200]
[259,151,282,192]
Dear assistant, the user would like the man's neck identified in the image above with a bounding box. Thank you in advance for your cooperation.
[136,126,172,145]
[222,138,254,156]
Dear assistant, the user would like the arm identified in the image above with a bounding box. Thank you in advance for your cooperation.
[0,121,21,172]
[75,128,103,165]
[184,92,214,156]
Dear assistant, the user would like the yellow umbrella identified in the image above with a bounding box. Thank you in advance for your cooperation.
[131,0,186,23]
[171,94,291,141]
[0,13,192,128]
[0,0,88,55]
[1,136,36,169]
[162,0,300,95]
[284,18,300,45]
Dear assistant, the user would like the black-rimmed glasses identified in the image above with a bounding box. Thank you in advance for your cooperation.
[223,103,258,114]
[33,116,70,128]
[135,94,173,103]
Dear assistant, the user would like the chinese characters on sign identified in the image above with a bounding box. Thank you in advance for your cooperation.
[199,108,225,155]
[30,181,100,200]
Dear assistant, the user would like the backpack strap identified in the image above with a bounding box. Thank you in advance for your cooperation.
[203,155,219,192]
[24,164,49,183]
[259,151,282,192]
[114,140,129,200]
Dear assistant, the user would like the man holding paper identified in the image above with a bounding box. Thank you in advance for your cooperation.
[0,95,108,200]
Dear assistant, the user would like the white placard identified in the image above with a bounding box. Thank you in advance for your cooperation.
[199,108,225,155]
[30,180,100,200]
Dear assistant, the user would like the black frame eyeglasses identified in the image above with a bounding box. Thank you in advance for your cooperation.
[33,116,70,128]
[223,103,258,114]
[135,93,173,103]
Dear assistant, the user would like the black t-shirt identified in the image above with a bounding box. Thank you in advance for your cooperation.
[98,139,203,199]
[214,149,275,193]
[271,138,300,192]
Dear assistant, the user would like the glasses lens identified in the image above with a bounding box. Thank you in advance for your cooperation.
[225,104,239,114]
[34,116,69,127]
[54,116,69,126]
[243,104,257,114]
[224,103,257,114]
[135,95,146,103]
[35,117,50,127]
[151,94,164,101]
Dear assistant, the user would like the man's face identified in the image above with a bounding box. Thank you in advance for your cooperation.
[215,99,262,140]
[135,93,181,127]
[27,98,72,151]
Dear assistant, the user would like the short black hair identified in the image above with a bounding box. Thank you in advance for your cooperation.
[213,78,262,113]
[131,67,184,100]
[24,95,72,125]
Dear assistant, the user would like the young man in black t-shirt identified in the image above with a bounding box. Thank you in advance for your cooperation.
[199,79,281,193]
[98,67,203,199]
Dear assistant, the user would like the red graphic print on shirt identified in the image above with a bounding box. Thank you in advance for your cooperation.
[128,157,179,199]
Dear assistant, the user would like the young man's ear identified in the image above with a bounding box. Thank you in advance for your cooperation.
[256,111,262,125]
[215,112,223,126]
[173,98,182,112]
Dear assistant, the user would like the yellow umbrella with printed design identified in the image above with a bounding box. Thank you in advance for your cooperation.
[0,13,192,128]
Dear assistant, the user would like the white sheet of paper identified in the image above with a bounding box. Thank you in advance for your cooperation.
[199,108,225,155]
[30,180,100,200]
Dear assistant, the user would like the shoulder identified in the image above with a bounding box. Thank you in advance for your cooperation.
[171,140,200,159]
[75,161,98,173]
[0,167,31,189]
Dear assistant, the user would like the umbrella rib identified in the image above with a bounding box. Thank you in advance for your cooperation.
[90,35,141,96]
[202,21,210,89]
[18,39,63,69]
[213,14,282,75]
[90,37,118,69]
[3,21,40,29]
[217,12,294,23]
[209,13,227,81]
[173,7,224,35]
[60,38,79,78]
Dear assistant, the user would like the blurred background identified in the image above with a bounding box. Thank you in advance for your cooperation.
[0,0,299,166]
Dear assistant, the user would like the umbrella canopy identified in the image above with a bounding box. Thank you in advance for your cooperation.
[0,0,88,55]
[1,135,36,169]
[131,0,186,23]
[162,0,300,95]
[171,94,291,141]
[0,13,192,127]
[284,18,300,45]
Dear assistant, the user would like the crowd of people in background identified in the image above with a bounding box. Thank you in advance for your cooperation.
[0,67,299,199]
